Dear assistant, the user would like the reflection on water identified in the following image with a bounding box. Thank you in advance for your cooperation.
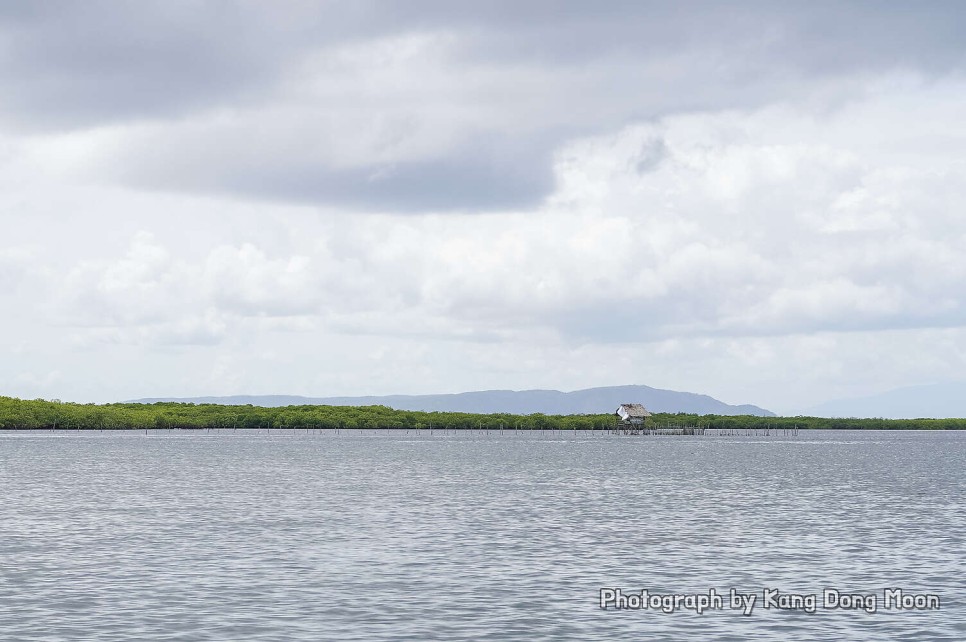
[0,429,963,641]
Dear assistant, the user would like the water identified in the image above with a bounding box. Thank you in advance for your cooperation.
[0,429,962,641]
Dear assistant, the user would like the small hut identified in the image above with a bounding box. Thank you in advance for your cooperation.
[615,403,651,433]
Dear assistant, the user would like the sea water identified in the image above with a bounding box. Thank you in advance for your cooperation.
[0,429,962,640]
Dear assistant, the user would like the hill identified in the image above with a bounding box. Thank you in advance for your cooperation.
[805,382,966,419]
[131,384,774,416]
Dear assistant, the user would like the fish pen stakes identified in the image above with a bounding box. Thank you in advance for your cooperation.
[609,423,800,437]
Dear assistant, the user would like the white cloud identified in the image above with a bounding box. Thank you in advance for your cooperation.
[3,10,966,413]
[37,92,966,354]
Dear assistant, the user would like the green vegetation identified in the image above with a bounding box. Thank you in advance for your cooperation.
[0,396,963,431]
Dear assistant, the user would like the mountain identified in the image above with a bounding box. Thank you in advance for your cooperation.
[129,384,775,416]
[805,382,966,419]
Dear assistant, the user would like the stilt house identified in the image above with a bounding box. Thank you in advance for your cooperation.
[615,403,651,430]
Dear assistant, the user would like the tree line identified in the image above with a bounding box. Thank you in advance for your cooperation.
[0,396,962,431]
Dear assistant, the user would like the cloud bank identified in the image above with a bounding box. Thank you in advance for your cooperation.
[2,2,966,412]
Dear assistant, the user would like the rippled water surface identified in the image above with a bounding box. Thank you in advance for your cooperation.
[1,429,963,640]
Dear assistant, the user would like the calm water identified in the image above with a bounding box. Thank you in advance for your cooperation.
[0,429,962,641]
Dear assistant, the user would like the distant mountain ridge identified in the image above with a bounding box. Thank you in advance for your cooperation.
[805,381,966,419]
[130,384,775,416]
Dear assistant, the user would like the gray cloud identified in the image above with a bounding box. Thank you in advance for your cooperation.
[1,3,274,129]
[449,1,966,72]
[4,2,965,212]
[126,131,557,212]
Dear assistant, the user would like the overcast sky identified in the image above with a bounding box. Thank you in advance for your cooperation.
[3,1,966,413]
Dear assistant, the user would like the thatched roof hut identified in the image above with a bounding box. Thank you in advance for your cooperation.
[615,403,651,425]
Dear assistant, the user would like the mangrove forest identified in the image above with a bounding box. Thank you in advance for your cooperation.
[0,396,964,431]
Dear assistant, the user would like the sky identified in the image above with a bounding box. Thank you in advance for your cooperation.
[2,1,966,414]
